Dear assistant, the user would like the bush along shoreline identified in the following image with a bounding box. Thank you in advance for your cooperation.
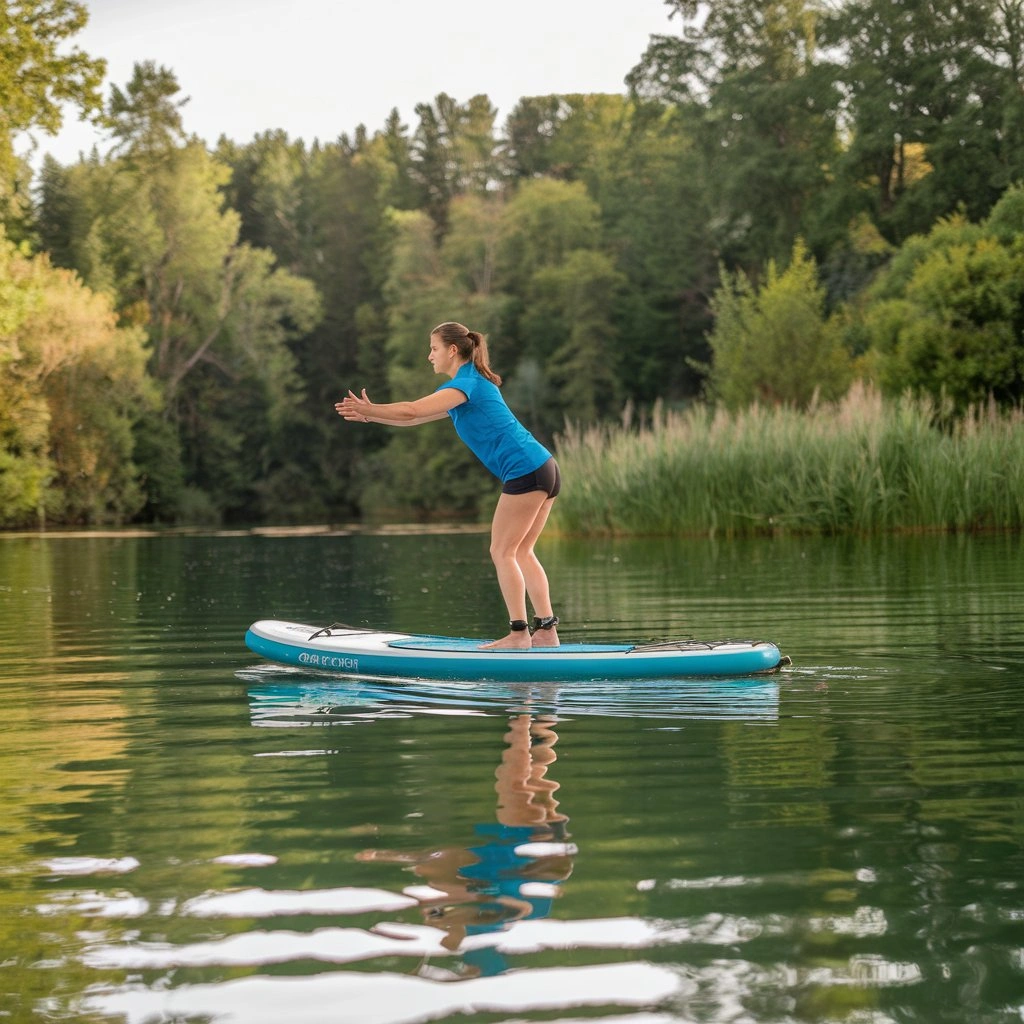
[553,383,1024,537]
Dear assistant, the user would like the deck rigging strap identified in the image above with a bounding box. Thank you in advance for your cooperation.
[307,623,377,641]
[628,638,769,653]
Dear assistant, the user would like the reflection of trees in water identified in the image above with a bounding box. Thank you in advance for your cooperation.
[358,714,575,976]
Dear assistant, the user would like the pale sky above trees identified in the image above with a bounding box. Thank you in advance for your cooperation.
[36,0,675,165]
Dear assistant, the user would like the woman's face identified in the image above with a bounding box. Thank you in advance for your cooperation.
[428,334,459,375]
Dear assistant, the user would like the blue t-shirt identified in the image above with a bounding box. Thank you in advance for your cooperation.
[436,363,551,482]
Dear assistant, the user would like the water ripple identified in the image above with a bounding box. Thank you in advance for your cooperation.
[82,962,682,1024]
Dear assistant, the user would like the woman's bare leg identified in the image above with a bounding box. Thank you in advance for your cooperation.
[518,498,559,647]
[479,491,558,650]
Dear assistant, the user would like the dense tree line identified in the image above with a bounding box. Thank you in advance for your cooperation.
[2,0,1024,527]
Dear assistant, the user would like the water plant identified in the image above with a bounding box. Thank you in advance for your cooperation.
[553,383,1024,536]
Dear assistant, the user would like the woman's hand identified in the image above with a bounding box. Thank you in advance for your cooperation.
[335,389,372,422]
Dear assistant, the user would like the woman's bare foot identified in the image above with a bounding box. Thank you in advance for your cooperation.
[531,625,560,648]
[479,632,532,650]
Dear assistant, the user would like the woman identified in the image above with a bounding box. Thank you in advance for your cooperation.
[335,321,560,650]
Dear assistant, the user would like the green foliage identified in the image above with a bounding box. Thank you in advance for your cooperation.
[0,237,50,524]
[820,0,1012,237]
[108,61,189,157]
[35,66,324,524]
[593,102,716,402]
[0,234,151,526]
[628,0,841,267]
[528,249,625,424]
[709,240,853,408]
[851,202,1024,411]
[357,209,495,519]
[984,182,1024,243]
[869,239,1024,410]
[497,178,601,297]
[0,0,105,228]
[410,93,500,233]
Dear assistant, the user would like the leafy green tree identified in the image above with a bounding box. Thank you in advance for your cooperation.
[108,61,189,157]
[376,108,421,210]
[36,65,322,521]
[25,258,152,522]
[217,131,309,272]
[592,101,717,402]
[503,93,633,185]
[859,199,1024,410]
[290,135,397,518]
[822,0,1007,237]
[0,0,105,237]
[411,93,501,234]
[627,0,840,268]
[985,180,1024,243]
[501,93,717,403]
[979,0,1024,190]
[527,248,625,424]
[496,177,601,299]
[709,239,852,408]
[0,234,50,523]
[0,234,152,525]
[503,95,571,179]
[357,209,492,518]
[441,193,504,298]
[218,119,424,520]
[869,240,1024,410]
[495,177,626,427]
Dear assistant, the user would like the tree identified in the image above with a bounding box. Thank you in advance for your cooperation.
[108,61,189,157]
[358,209,492,518]
[503,95,571,179]
[0,233,50,523]
[503,93,633,185]
[0,233,152,526]
[627,0,840,267]
[496,177,601,300]
[528,248,625,424]
[823,0,1007,237]
[859,197,1024,410]
[594,100,717,403]
[0,0,105,234]
[36,65,322,521]
[410,93,501,234]
[976,0,1024,192]
[708,239,852,408]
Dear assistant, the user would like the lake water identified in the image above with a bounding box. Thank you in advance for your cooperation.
[1,529,1022,1024]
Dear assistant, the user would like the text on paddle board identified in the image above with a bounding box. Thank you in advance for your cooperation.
[298,652,359,670]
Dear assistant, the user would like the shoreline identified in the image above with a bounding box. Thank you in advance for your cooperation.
[0,522,492,541]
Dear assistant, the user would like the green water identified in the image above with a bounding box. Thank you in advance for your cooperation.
[1,530,1022,1023]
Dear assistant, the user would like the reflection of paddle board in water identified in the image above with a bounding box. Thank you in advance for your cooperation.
[245,620,789,681]
[242,672,781,723]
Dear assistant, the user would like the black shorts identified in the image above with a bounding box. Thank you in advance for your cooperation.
[502,457,561,499]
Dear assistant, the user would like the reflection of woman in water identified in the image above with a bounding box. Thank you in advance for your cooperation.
[357,714,574,976]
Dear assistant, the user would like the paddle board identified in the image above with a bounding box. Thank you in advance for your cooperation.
[244,620,788,681]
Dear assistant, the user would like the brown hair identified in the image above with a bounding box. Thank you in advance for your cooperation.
[431,321,502,386]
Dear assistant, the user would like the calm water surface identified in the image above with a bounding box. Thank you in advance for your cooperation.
[0,530,1022,1024]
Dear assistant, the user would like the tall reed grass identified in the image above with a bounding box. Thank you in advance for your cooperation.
[553,383,1024,536]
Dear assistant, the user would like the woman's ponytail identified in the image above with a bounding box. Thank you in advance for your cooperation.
[465,330,502,386]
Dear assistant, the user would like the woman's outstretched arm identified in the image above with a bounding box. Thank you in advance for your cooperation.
[335,387,464,427]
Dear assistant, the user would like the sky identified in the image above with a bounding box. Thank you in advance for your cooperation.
[32,0,678,166]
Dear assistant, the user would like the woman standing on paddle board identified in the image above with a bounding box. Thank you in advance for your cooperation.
[335,321,560,651]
